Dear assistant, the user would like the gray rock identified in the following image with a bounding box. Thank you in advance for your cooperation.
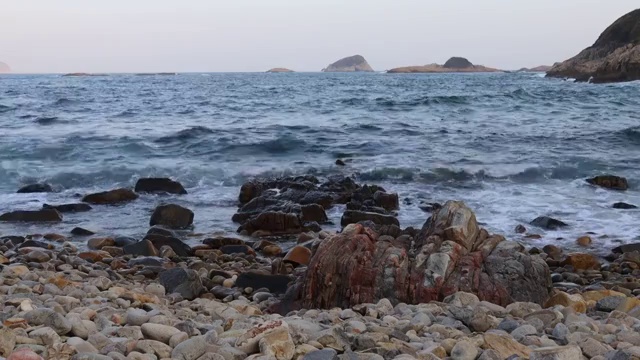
[135,339,173,358]
[29,327,60,346]
[126,308,151,326]
[498,319,521,333]
[596,296,626,312]
[71,354,113,360]
[303,349,339,360]
[171,335,208,360]
[477,349,502,360]
[530,345,582,359]
[511,324,538,341]
[158,268,204,300]
[579,338,611,358]
[551,323,569,341]
[141,323,180,344]
[24,308,72,335]
[451,340,479,360]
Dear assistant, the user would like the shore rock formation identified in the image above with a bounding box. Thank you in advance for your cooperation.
[388,57,501,73]
[267,68,294,73]
[547,8,640,83]
[279,200,551,311]
[322,55,374,72]
[0,61,10,73]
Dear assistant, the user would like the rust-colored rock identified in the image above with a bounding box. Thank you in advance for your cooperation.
[82,188,138,205]
[7,348,44,360]
[562,253,600,270]
[78,250,111,263]
[283,245,312,266]
[43,233,67,242]
[292,200,551,310]
[576,236,592,247]
[87,237,115,250]
[262,245,283,256]
[545,291,587,313]
[586,175,628,190]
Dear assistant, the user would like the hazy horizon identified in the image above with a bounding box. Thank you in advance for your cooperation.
[1,1,638,73]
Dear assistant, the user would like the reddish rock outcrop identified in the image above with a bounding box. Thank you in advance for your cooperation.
[288,201,551,310]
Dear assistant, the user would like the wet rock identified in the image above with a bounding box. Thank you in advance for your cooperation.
[530,216,568,230]
[586,175,628,190]
[515,225,527,234]
[530,345,582,359]
[283,245,312,266]
[0,209,62,222]
[340,210,399,227]
[149,204,194,229]
[613,202,637,209]
[220,244,255,255]
[612,243,640,254]
[158,268,203,300]
[135,177,187,194]
[203,237,245,249]
[335,159,346,166]
[239,211,303,235]
[71,227,96,236]
[123,240,159,257]
[144,234,192,257]
[301,204,328,223]
[43,203,92,213]
[82,188,138,205]
[17,183,53,193]
[576,236,592,247]
[236,272,291,294]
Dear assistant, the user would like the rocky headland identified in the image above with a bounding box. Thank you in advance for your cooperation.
[322,55,374,72]
[267,68,294,73]
[0,62,11,73]
[547,8,640,83]
[388,57,502,74]
[0,174,638,359]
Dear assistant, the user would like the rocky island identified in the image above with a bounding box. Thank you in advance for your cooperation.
[518,65,553,72]
[388,57,502,73]
[0,61,10,73]
[267,68,294,73]
[547,8,640,83]
[322,55,374,72]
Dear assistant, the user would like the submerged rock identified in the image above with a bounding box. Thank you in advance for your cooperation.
[586,175,628,190]
[135,177,187,194]
[82,188,138,205]
[547,9,640,83]
[0,209,62,222]
[613,202,637,209]
[43,203,92,213]
[17,183,53,193]
[322,55,374,72]
[530,216,568,230]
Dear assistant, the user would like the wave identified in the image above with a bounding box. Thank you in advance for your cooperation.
[34,116,59,125]
[155,126,215,143]
[620,126,640,144]
[114,109,138,118]
[0,104,14,113]
[375,95,470,107]
[52,98,76,106]
[222,134,308,155]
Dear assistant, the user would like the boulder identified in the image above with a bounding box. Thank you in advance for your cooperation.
[284,245,312,266]
[0,209,62,222]
[123,239,160,257]
[149,204,194,229]
[562,253,600,270]
[340,210,399,227]
[586,175,628,190]
[17,183,52,193]
[82,188,138,205]
[322,55,374,72]
[135,178,187,194]
[444,57,474,68]
[158,268,204,300]
[530,216,568,230]
[613,202,637,209]
[43,203,92,213]
[144,234,192,257]
[547,9,640,83]
[613,243,640,254]
[288,201,551,310]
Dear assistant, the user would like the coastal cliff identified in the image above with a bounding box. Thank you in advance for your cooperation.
[322,55,374,72]
[547,8,640,83]
[388,57,501,73]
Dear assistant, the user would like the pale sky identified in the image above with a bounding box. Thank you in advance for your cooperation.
[1,1,638,73]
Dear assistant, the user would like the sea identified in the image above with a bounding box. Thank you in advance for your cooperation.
[0,72,639,254]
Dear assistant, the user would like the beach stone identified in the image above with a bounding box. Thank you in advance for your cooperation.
[220,245,255,255]
[135,177,187,194]
[302,349,339,360]
[483,333,531,359]
[586,175,628,190]
[236,272,291,294]
[6,348,44,360]
[134,339,172,358]
[29,327,60,346]
[44,203,93,213]
[530,216,568,230]
[444,292,480,308]
[126,308,151,326]
[87,237,114,250]
[158,268,203,300]
[579,338,611,358]
[576,236,592,247]
[72,355,112,360]
[169,332,189,348]
[562,253,600,270]
[283,245,312,266]
[24,250,50,262]
[0,209,62,222]
[236,320,291,355]
[0,327,17,356]
[259,326,295,359]
[545,292,587,313]
[17,183,53,193]
[144,234,192,257]
[477,349,501,360]
[24,308,72,335]
[82,188,138,204]
[70,317,97,339]
[144,283,165,297]
[123,240,159,257]
[141,323,181,344]
[596,295,627,312]
[149,204,194,229]
[171,335,208,360]
[451,340,478,360]
[71,227,96,236]
[530,345,582,359]
[511,324,538,340]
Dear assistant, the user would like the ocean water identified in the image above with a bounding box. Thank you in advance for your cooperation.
[1,72,639,253]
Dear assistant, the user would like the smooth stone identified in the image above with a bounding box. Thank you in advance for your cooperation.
[141,323,181,344]
[23,309,72,335]
[126,309,151,326]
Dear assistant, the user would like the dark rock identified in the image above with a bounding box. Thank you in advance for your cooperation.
[128,256,167,267]
[114,236,137,247]
[515,225,527,234]
[203,237,245,249]
[612,243,640,254]
[82,188,138,205]
[596,296,625,312]
[220,245,255,255]
[321,55,374,72]
[149,204,194,229]
[123,240,159,257]
[613,202,637,209]
[43,203,92,213]
[547,9,640,83]
[530,216,568,230]
[70,227,95,236]
[0,209,62,222]
[211,286,239,300]
[134,177,187,194]
[239,211,302,235]
[146,226,176,238]
[17,183,53,193]
[143,234,192,257]
[288,201,551,310]
[158,268,204,300]
[341,210,399,227]
[586,175,628,190]
[300,204,328,223]
[18,239,51,249]
[444,57,473,68]
[373,191,399,211]
[335,159,346,166]
[419,202,442,213]
[235,272,292,294]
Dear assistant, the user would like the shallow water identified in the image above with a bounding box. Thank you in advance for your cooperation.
[0,72,639,253]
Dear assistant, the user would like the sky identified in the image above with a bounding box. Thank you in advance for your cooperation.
[1,0,638,73]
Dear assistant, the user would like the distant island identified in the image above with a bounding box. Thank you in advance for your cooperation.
[547,8,640,83]
[322,55,374,72]
[517,65,553,72]
[0,62,10,73]
[135,72,176,76]
[63,73,106,77]
[388,57,502,73]
[267,68,294,73]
